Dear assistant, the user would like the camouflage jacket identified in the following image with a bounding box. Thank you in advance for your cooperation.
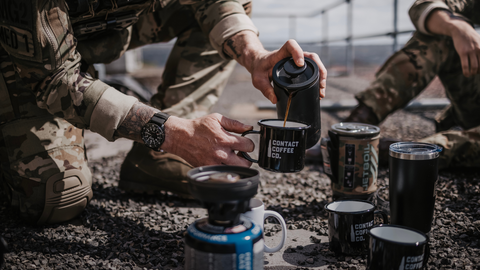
[0,0,257,141]
[409,0,480,35]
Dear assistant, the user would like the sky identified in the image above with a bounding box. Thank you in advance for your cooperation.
[250,0,417,46]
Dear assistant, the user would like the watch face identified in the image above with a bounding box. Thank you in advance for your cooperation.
[142,123,164,149]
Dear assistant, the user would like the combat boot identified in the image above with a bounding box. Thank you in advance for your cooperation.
[344,102,380,125]
[119,142,193,198]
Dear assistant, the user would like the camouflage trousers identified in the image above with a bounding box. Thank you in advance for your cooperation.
[356,32,480,169]
[0,1,237,224]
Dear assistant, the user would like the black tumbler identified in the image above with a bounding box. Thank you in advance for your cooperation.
[272,57,320,149]
[389,142,442,233]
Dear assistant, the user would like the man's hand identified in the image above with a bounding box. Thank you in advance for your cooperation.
[427,10,480,77]
[223,31,327,104]
[161,113,254,167]
[451,25,480,77]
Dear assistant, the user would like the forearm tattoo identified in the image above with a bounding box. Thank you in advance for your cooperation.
[114,102,160,141]
[443,9,467,21]
[224,38,242,59]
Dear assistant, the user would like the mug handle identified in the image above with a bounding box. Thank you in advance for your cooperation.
[374,210,389,224]
[240,130,261,163]
[263,210,288,253]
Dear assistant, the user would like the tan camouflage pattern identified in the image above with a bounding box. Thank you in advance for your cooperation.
[409,0,480,31]
[0,0,105,129]
[333,136,380,197]
[419,125,480,169]
[129,0,252,118]
[0,0,252,130]
[0,114,91,222]
[0,0,253,222]
[355,30,480,168]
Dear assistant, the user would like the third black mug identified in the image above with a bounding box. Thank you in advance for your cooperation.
[325,200,388,255]
[367,224,429,270]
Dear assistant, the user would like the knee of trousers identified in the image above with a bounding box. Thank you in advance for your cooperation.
[0,116,93,225]
[36,168,93,225]
[8,167,93,225]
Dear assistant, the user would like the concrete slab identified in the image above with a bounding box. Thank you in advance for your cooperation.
[263,228,332,270]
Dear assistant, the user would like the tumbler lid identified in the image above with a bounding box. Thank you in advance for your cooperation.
[389,142,442,160]
[331,122,380,137]
[272,57,319,91]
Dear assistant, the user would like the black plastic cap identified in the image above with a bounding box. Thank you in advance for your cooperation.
[272,57,319,91]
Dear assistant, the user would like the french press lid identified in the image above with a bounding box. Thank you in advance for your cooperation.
[389,142,442,160]
[272,57,319,91]
[331,122,380,137]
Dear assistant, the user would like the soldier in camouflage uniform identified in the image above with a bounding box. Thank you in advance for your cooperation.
[345,0,480,169]
[0,0,327,225]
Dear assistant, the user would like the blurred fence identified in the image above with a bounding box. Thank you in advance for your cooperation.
[254,0,415,76]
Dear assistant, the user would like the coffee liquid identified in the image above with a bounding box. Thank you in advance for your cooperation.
[283,92,294,127]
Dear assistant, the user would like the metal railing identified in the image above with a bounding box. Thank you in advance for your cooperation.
[254,0,415,76]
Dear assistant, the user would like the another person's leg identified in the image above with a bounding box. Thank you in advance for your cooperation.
[419,125,480,169]
[308,33,452,162]
[347,32,480,169]
[422,37,480,169]
[120,1,239,196]
[345,32,451,124]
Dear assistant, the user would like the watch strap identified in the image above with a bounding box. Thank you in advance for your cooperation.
[150,112,170,126]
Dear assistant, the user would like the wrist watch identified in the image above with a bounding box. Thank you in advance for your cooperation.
[141,112,170,151]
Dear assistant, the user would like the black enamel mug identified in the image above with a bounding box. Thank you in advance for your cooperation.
[325,200,388,256]
[367,224,430,270]
[241,119,310,173]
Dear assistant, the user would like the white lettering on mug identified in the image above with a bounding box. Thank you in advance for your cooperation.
[406,254,424,263]
[399,255,424,270]
[350,220,374,242]
[268,140,299,159]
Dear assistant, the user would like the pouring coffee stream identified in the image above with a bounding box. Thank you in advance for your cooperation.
[282,90,297,127]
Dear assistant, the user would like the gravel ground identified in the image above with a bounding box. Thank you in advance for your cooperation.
[1,66,479,269]
[1,145,479,270]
